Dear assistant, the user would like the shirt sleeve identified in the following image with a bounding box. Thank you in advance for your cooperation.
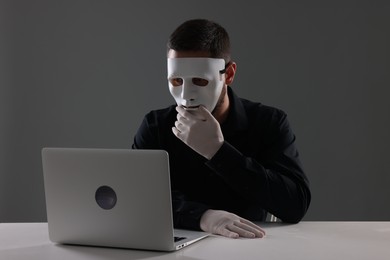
[205,112,311,223]
[132,114,157,150]
[132,111,211,230]
[171,191,211,230]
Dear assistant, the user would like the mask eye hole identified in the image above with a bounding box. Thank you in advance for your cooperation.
[169,78,183,87]
[192,78,209,87]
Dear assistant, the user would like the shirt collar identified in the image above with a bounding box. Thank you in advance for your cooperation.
[221,86,249,136]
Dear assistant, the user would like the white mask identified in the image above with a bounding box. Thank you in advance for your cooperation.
[167,58,226,112]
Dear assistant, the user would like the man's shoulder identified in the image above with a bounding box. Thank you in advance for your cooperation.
[144,104,177,119]
[237,97,291,138]
[239,97,287,120]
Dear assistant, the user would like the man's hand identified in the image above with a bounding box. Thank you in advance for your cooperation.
[172,106,224,159]
[200,209,266,239]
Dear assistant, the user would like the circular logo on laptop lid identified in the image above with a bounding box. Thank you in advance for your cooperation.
[95,185,117,210]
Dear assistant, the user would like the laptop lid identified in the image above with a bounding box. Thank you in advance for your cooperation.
[42,148,207,251]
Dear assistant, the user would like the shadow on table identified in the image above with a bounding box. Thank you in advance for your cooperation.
[55,243,206,260]
[257,221,297,229]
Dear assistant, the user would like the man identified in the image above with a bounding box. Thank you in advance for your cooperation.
[132,19,311,239]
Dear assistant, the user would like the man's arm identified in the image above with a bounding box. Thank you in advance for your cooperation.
[132,111,209,231]
[205,113,311,223]
[172,105,311,223]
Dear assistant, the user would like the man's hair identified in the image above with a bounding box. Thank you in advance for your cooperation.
[167,19,231,62]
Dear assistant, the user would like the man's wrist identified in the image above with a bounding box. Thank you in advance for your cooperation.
[204,141,224,160]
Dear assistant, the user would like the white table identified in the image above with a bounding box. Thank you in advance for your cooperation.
[1,222,389,260]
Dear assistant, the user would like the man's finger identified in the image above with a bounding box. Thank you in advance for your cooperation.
[219,228,239,239]
[239,218,266,234]
[197,105,214,120]
[176,106,192,118]
[176,106,206,121]
[234,221,265,238]
[177,113,190,124]
[172,127,181,137]
[228,224,256,238]
[174,121,186,132]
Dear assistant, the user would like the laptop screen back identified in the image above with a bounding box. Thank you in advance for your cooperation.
[42,148,177,251]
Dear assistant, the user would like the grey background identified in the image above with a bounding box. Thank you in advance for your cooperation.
[1,0,389,222]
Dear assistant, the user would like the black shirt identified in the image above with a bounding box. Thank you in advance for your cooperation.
[132,87,311,230]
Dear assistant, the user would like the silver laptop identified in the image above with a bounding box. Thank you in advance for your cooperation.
[42,148,209,251]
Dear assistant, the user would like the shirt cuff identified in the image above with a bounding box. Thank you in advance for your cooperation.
[205,141,244,175]
[176,205,210,231]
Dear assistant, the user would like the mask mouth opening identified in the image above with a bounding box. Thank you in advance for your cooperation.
[183,105,200,111]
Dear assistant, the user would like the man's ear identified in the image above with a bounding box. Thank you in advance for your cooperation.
[225,62,237,85]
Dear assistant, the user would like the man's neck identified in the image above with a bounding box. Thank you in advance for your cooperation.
[213,94,230,124]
